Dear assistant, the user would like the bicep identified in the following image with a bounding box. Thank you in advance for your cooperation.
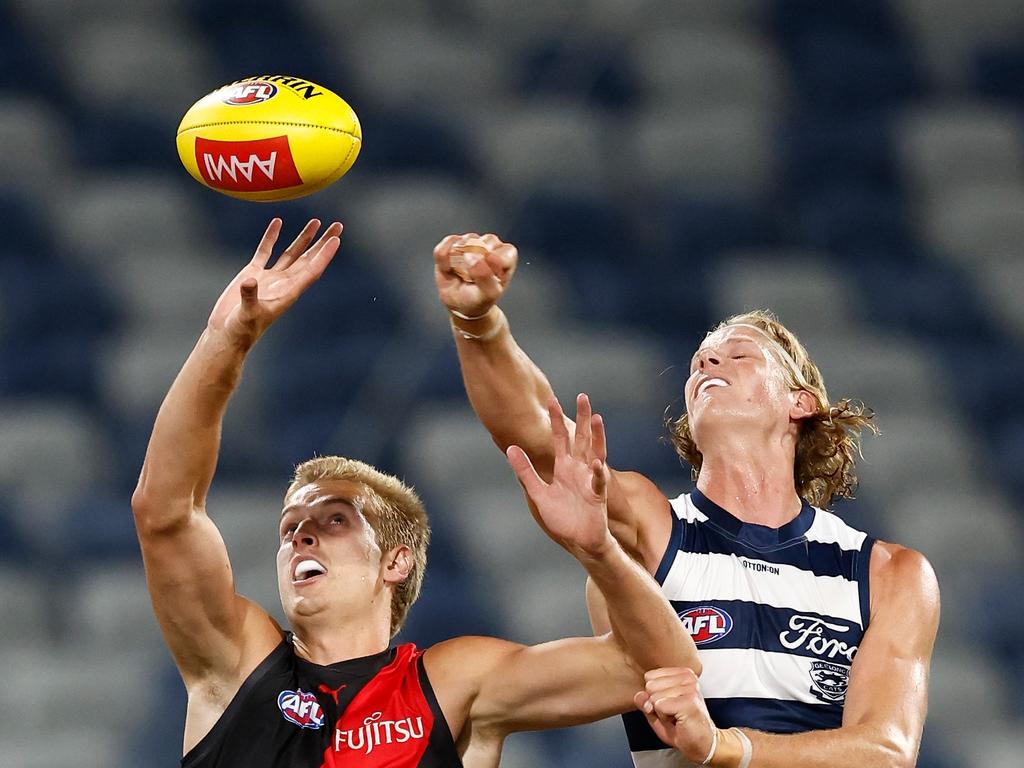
[137,507,278,683]
[842,548,939,757]
[473,634,642,734]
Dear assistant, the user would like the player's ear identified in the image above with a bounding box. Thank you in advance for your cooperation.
[790,389,817,421]
[383,546,413,585]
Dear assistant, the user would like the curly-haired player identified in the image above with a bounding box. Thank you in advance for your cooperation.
[434,232,940,768]
[131,219,701,768]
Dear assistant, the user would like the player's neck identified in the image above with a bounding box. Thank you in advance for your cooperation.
[290,613,392,666]
[696,438,803,527]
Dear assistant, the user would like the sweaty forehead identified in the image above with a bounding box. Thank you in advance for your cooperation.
[282,479,367,516]
[698,324,775,352]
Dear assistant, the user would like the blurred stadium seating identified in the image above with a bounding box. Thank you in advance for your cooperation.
[1,1,1022,765]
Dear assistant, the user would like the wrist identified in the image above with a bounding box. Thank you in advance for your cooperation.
[449,305,505,341]
[572,531,622,569]
[709,728,753,768]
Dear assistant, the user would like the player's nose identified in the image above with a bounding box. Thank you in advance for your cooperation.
[697,349,721,368]
[292,519,318,549]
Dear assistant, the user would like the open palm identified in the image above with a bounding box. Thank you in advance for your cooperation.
[507,394,612,557]
[208,218,342,347]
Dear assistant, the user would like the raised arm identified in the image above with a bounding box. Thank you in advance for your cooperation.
[434,234,670,567]
[426,395,698,749]
[635,543,940,767]
[131,219,341,695]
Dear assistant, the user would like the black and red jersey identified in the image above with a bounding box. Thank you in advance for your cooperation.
[182,636,463,768]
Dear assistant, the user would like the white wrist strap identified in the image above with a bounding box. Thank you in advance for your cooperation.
[733,728,752,768]
[449,308,491,321]
[700,728,718,765]
[451,311,505,341]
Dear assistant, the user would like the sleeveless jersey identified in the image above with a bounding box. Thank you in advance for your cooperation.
[625,490,874,767]
[182,637,463,768]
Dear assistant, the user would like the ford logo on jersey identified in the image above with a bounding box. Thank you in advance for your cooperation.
[278,688,325,729]
[679,606,733,645]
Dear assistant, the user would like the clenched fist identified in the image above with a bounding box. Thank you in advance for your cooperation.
[434,232,517,319]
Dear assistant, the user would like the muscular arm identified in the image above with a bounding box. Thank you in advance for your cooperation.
[428,537,697,743]
[745,545,938,768]
[426,397,700,747]
[131,220,339,694]
[434,234,671,568]
[639,542,940,768]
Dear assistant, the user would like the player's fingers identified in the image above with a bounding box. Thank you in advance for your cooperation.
[294,222,342,268]
[296,235,341,288]
[251,218,283,268]
[465,252,502,297]
[272,219,321,270]
[433,234,463,268]
[547,397,572,457]
[645,667,699,683]
[591,459,608,498]
[238,277,260,313]
[591,413,608,463]
[506,445,548,501]
[573,393,592,460]
[489,242,518,277]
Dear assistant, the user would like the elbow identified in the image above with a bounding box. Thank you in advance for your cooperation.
[871,730,918,768]
[131,490,192,537]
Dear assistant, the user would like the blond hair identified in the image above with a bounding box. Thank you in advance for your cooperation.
[286,456,429,638]
[668,309,877,509]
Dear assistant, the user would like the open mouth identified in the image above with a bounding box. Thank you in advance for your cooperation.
[292,559,327,585]
[697,378,728,396]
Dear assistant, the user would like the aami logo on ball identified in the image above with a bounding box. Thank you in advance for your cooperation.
[679,606,733,645]
[195,136,303,192]
[222,81,278,105]
[278,688,325,730]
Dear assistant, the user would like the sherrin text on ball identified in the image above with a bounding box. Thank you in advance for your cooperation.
[176,75,361,202]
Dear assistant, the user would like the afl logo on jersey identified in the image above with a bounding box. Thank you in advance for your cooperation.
[278,688,325,729]
[679,606,733,645]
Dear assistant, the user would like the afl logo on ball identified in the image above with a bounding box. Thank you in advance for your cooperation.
[222,81,278,105]
[679,606,733,645]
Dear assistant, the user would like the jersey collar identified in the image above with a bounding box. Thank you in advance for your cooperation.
[690,488,815,549]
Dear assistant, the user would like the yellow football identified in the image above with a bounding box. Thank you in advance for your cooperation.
[176,76,362,202]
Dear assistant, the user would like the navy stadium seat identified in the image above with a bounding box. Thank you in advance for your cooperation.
[74,109,181,171]
[0,193,54,258]
[517,40,640,110]
[792,186,913,259]
[780,113,899,203]
[658,195,779,266]
[853,260,993,343]
[511,191,635,267]
[59,496,141,563]
[772,0,924,114]
[356,108,479,181]
[974,44,1024,106]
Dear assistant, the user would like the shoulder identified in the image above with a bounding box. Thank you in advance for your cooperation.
[869,541,940,622]
[423,636,521,744]
[607,469,672,570]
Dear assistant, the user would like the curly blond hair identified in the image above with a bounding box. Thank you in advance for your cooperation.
[668,310,877,509]
[285,456,429,638]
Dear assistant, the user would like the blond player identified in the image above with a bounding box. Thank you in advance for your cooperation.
[434,232,940,768]
[131,219,702,768]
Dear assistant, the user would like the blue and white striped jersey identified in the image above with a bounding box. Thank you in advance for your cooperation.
[625,489,874,767]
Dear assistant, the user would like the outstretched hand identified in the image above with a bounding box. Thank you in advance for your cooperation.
[207,218,342,349]
[506,394,612,558]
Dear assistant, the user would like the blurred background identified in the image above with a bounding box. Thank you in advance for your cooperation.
[1,0,1023,765]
